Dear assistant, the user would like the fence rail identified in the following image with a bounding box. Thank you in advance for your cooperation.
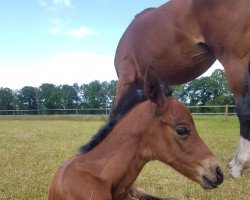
[0,105,236,116]
[187,105,236,115]
[0,108,111,116]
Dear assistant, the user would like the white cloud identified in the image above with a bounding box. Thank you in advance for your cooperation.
[38,0,74,12]
[38,1,82,37]
[53,0,72,8]
[38,0,48,6]
[0,52,117,89]
[49,28,61,34]
[38,0,73,9]
[52,18,70,29]
[0,54,223,90]
[48,24,98,38]
[48,18,71,35]
[65,27,98,39]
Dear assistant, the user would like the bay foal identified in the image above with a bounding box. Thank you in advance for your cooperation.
[48,68,223,200]
[113,0,250,178]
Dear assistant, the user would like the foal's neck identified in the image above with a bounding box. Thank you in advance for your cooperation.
[80,101,155,197]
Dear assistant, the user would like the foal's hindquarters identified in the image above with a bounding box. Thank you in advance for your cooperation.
[48,68,223,200]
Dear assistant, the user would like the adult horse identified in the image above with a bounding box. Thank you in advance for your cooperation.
[48,67,223,200]
[113,0,250,178]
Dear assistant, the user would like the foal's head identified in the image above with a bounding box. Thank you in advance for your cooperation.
[142,67,223,189]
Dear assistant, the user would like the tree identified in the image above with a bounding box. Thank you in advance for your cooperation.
[180,69,233,106]
[186,76,214,106]
[18,86,38,110]
[38,84,62,111]
[79,80,116,114]
[172,84,188,104]
[0,88,16,110]
[107,80,117,107]
[209,69,234,105]
[0,69,233,115]
[61,84,79,109]
[81,81,104,109]
[174,69,234,113]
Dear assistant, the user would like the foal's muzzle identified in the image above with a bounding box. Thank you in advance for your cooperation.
[202,166,224,189]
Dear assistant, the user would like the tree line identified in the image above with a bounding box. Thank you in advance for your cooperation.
[173,69,234,113]
[0,69,234,114]
[0,81,116,114]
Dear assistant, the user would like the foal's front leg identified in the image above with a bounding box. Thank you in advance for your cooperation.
[129,185,179,200]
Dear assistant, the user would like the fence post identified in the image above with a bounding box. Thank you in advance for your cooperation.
[225,104,229,122]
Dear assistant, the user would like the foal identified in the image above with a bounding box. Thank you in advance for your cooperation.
[48,68,223,200]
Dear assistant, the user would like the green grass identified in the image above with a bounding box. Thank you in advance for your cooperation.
[0,116,250,200]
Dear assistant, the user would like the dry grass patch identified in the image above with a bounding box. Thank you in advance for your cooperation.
[0,116,249,199]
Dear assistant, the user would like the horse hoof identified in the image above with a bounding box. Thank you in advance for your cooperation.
[230,171,243,178]
[230,166,243,178]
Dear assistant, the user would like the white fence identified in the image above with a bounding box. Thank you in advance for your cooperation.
[0,105,236,116]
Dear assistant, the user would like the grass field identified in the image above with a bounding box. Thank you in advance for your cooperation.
[0,115,250,200]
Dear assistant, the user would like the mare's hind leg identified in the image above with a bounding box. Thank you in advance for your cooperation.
[221,57,250,177]
[129,185,179,200]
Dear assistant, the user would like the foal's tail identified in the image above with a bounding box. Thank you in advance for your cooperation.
[129,185,179,200]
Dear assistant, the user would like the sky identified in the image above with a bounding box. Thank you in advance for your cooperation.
[0,0,222,90]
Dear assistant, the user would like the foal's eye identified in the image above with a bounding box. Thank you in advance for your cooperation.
[175,126,189,136]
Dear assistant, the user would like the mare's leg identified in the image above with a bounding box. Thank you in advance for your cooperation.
[129,185,179,200]
[221,57,250,178]
[230,78,250,177]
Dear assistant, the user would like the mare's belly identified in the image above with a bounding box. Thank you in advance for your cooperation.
[150,44,216,85]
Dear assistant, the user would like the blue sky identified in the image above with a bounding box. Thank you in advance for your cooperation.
[0,0,222,89]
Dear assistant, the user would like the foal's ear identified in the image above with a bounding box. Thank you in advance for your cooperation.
[144,66,165,108]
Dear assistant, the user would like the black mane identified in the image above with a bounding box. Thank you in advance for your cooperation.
[78,82,173,154]
[78,84,146,154]
[78,121,114,154]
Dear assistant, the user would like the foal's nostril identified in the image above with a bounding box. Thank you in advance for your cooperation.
[215,166,224,185]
